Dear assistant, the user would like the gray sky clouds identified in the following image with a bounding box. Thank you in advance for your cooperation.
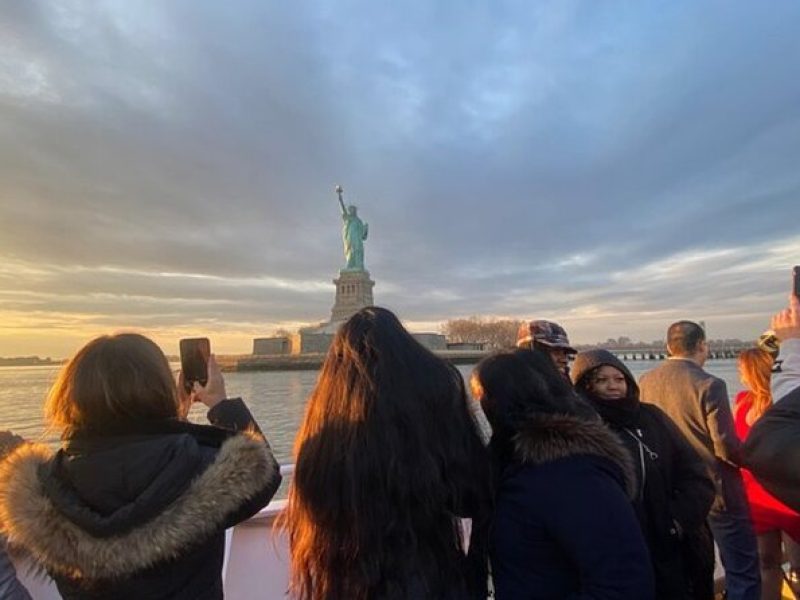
[2,1,799,356]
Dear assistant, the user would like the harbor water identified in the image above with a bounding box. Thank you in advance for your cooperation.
[0,359,744,500]
[0,359,744,460]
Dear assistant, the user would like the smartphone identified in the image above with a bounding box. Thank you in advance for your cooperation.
[179,338,210,393]
[794,265,800,299]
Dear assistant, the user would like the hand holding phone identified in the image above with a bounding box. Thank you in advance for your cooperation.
[191,354,226,409]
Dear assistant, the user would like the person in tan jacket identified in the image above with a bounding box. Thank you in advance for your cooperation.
[639,321,760,600]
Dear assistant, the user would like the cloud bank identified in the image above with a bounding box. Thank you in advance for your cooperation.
[2,1,799,356]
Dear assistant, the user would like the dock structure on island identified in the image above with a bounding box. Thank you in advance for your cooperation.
[219,340,753,373]
[595,340,752,362]
[232,348,489,372]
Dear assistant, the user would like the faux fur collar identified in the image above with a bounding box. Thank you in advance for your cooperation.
[0,431,278,580]
[513,413,636,498]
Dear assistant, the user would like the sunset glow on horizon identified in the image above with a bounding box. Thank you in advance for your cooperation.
[2,2,800,358]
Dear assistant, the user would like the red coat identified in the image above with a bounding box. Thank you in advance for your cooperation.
[734,391,800,541]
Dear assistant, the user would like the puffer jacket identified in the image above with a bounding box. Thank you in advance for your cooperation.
[572,350,715,600]
[0,399,281,600]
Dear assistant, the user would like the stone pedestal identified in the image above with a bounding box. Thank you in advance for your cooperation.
[331,269,375,322]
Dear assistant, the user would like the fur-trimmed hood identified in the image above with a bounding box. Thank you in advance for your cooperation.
[513,412,637,498]
[0,430,278,581]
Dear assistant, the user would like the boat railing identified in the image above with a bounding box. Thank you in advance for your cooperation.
[12,462,795,599]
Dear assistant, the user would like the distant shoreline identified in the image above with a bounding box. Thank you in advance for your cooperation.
[231,349,489,372]
[1,341,751,371]
[0,357,65,367]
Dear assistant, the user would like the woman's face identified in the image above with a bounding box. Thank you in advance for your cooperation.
[588,365,628,401]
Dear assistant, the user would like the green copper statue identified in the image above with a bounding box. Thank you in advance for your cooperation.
[336,185,368,271]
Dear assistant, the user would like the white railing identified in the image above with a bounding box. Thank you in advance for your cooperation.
[12,461,762,600]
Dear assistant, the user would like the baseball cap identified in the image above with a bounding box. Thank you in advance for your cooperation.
[516,320,576,353]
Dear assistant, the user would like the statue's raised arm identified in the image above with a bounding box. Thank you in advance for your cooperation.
[336,185,347,218]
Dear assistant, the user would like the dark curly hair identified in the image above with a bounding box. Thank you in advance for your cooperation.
[472,348,594,480]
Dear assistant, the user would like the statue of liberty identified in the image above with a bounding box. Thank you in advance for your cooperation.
[335,185,368,271]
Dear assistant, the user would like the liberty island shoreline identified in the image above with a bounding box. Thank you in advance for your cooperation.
[231,349,487,371]
[2,343,752,373]
[218,343,751,372]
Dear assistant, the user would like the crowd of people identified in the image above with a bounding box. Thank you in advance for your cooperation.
[0,296,799,599]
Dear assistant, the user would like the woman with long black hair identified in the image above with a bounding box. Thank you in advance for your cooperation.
[283,306,492,600]
[471,348,654,600]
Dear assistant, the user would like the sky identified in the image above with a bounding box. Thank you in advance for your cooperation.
[1,1,799,358]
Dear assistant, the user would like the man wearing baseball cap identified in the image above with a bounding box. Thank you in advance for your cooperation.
[516,319,576,379]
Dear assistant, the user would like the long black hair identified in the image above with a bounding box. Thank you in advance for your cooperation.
[284,306,491,599]
[472,348,593,477]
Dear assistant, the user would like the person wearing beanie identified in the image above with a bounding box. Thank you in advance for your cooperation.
[572,350,715,600]
[516,319,576,380]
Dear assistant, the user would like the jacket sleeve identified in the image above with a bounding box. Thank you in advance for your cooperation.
[207,399,282,527]
[743,386,800,513]
[542,465,655,600]
[0,434,32,599]
[220,457,282,530]
[773,338,800,403]
[207,397,264,435]
[0,547,32,600]
[701,378,742,466]
[656,410,715,531]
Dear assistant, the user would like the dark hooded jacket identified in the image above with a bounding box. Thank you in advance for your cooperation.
[572,350,715,600]
[490,412,655,600]
[0,399,281,600]
[743,385,800,513]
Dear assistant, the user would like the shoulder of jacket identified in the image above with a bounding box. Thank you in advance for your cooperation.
[640,402,667,422]
[0,431,278,581]
[513,414,637,499]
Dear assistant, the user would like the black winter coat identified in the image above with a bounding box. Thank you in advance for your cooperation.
[490,412,655,600]
[0,399,281,600]
[572,350,715,600]
[744,384,800,513]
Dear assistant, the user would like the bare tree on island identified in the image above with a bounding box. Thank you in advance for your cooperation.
[441,317,524,350]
